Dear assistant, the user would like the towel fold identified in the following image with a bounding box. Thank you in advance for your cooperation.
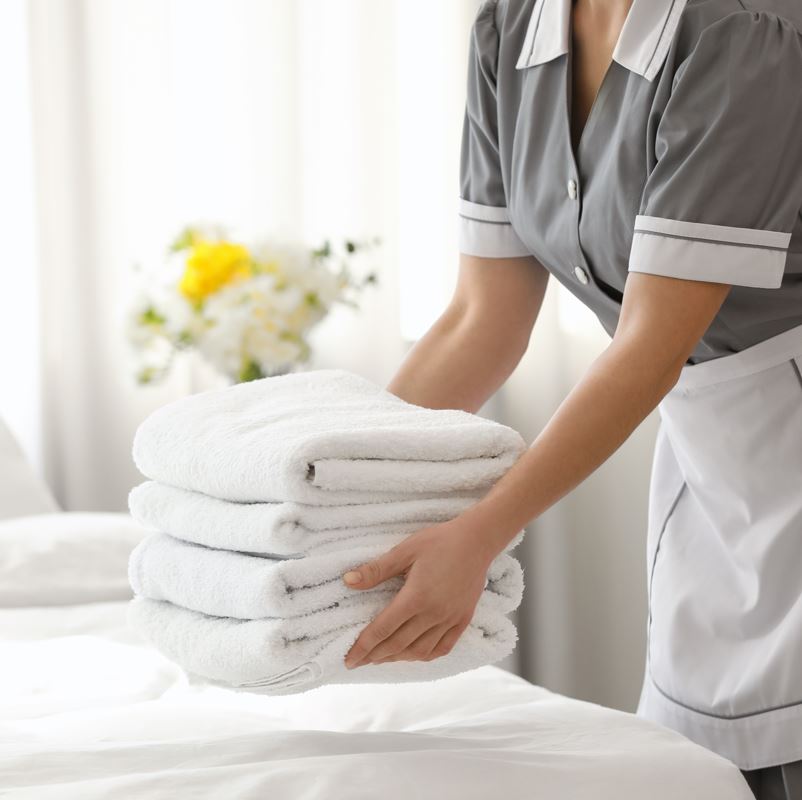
[128,480,493,557]
[132,369,528,505]
[127,591,518,695]
[128,533,524,620]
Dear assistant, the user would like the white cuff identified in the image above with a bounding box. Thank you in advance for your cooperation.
[628,215,791,289]
[457,198,531,258]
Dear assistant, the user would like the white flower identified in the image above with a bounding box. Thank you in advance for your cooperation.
[128,229,371,383]
[246,326,303,370]
[192,276,308,379]
[197,301,250,378]
[160,289,207,344]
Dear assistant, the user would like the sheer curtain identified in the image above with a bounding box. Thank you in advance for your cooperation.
[5,0,658,712]
[24,0,439,510]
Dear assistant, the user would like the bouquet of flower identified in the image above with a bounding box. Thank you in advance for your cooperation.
[127,225,378,384]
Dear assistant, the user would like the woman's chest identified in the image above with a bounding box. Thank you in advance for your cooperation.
[502,59,658,303]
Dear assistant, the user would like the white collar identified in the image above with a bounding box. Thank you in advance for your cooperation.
[515,0,688,81]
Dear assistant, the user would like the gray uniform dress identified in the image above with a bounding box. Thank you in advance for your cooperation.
[458,0,802,364]
[457,0,802,795]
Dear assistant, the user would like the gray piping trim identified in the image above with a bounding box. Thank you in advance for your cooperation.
[647,477,802,721]
[649,674,802,721]
[646,479,686,612]
[633,228,789,253]
[791,357,802,391]
[459,214,513,226]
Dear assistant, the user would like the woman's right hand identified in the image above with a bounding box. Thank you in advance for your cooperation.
[341,514,498,669]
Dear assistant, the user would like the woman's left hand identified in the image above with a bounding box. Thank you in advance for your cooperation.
[341,517,495,669]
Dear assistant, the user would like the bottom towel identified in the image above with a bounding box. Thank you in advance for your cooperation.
[127,591,518,695]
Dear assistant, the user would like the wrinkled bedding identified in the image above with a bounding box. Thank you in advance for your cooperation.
[0,601,752,800]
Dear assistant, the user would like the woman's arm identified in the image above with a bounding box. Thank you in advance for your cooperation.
[385,252,549,412]
[342,270,732,669]
[459,271,731,558]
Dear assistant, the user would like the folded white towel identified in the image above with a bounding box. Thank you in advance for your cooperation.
[127,592,519,695]
[129,533,524,620]
[128,480,491,557]
[132,369,528,505]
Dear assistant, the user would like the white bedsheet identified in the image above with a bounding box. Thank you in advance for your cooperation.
[0,601,752,800]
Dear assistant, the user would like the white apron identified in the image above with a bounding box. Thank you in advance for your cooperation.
[637,322,802,771]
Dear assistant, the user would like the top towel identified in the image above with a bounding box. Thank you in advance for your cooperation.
[132,368,527,504]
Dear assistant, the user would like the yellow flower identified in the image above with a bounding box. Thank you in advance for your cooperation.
[179,240,253,303]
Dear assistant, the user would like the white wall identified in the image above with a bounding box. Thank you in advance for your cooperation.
[0,0,43,474]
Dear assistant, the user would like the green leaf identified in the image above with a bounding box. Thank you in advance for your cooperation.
[136,366,157,384]
[139,306,166,326]
[239,360,264,383]
[311,239,331,259]
[168,226,198,254]
[176,330,194,347]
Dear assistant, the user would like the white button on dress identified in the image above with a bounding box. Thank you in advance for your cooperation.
[573,265,589,284]
[567,179,578,199]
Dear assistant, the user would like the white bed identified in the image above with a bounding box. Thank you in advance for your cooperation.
[0,422,753,799]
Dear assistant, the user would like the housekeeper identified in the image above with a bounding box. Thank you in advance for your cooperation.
[341,2,802,796]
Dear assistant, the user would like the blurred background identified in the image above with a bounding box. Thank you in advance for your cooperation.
[0,0,658,713]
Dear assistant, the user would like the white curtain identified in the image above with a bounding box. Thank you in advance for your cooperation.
[2,0,658,712]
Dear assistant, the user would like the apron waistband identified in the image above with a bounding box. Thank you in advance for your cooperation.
[673,323,802,392]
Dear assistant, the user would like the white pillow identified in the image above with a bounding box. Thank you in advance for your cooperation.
[0,512,149,607]
[0,419,60,520]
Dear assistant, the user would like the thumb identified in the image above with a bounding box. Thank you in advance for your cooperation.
[342,545,412,590]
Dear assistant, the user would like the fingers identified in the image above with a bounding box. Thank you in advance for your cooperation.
[374,622,466,664]
[424,623,466,660]
[342,542,412,591]
[343,589,419,668]
[372,622,453,664]
[347,614,428,668]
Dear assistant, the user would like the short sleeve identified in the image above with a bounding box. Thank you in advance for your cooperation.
[628,11,802,289]
[458,0,529,258]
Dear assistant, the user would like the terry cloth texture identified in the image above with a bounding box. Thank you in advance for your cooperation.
[131,368,528,505]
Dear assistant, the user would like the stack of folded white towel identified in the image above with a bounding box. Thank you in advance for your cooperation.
[127,368,528,695]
